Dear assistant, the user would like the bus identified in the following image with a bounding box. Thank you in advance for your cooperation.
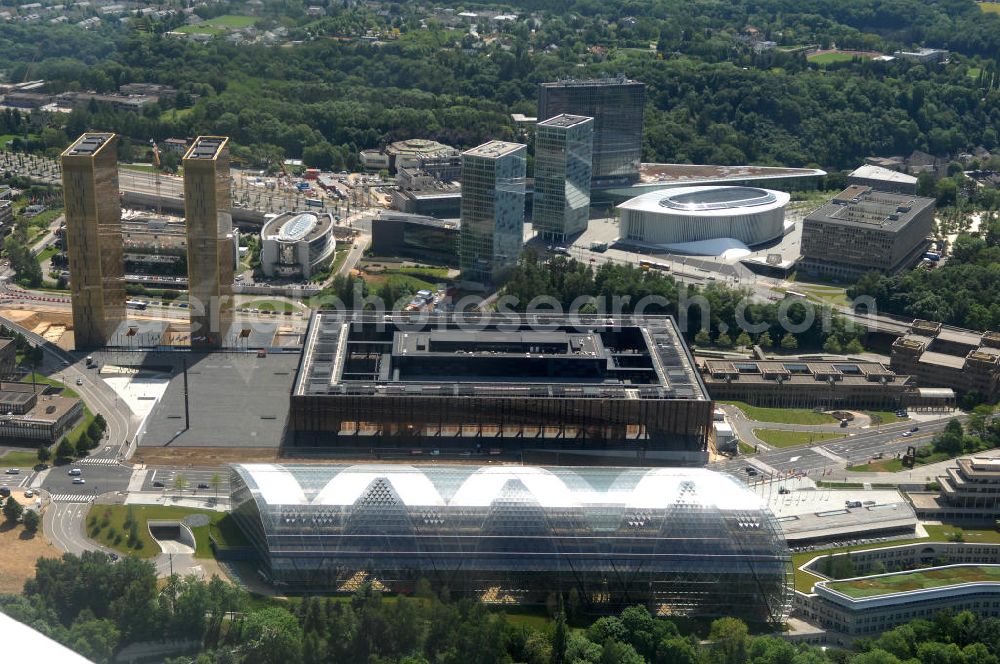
[639,260,670,272]
[305,198,323,208]
[126,300,148,311]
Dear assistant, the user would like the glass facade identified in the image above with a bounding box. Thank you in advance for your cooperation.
[538,78,645,187]
[533,115,594,243]
[231,464,792,623]
[61,133,126,348]
[183,136,234,348]
[459,142,526,284]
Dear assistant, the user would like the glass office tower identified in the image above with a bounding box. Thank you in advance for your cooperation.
[533,115,594,243]
[231,463,793,624]
[538,77,645,187]
[61,133,126,349]
[183,136,234,348]
[459,141,526,284]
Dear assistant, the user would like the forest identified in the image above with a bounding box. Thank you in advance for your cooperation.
[7,550,1000,664]
[1,0,1000,171]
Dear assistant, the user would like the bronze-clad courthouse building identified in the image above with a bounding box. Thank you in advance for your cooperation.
[290,312,713,465]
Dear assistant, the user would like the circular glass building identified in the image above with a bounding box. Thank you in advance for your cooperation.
[231,464,792,623]
[617,185,790,247]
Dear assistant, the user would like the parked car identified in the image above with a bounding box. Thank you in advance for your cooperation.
[24,489,33,498]
[197,483,209,489]
[745,466,758,476]
[152,481,164,488]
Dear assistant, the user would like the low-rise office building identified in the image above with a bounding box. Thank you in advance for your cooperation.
[912,456,1000,520]
[0,385,83,443]
[370,212,459,266]
[800,564,1000,637]
[890,320,1000,401]
[699,359,913,410]
[799,186,935,280]
[260,211,336,279]
[847,164,918,195]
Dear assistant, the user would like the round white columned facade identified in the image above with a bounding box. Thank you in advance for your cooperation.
[617,186,790,247]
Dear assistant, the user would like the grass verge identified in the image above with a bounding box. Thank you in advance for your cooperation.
[752,429,846,448]
[85,504,248,559]
[0,450,41,467]
[848,458,905,473]
[721,401,838,425]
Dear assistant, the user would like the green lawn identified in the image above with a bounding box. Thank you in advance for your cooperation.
[924,524,1000,544]
[808,52,868,64]
[969,67,983,79]
[978,2,1000,14]
[827,565,1000,598]
[721,401,838,425]
[738,441,757,455]
[36,245,58,263]
[86,504,248,559]
[792,526,1000,593]
[176,14,256,34]
[0,449,42,467]
[752,429,846,448]
[848,458,905,473]
[866,411,908,425]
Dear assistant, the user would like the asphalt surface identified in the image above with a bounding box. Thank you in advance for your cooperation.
[142,466,230,494]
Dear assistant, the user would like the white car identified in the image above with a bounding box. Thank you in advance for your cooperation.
[76,378,83,386]
[902,431,913,438]
[72,477,85,484]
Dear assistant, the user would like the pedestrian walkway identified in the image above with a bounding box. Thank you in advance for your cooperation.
[78,457,120,466]
[49,493,93,503]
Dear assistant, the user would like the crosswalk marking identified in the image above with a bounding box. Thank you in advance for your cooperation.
[49,493,92,503]
[78,457,119,466]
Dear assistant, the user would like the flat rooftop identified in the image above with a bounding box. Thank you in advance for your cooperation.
[184,136,227,160]
[463,140,524,159]
[538,114,593,129]
[63,132,114,157]
[638,163,826,186]
[540,77,643,88]
[134,351,300,448]
[849,164,918,186]
[768,488,916,543]
[806,186,935,233]
[295,311,709,401]
[263,211,333,243]
[825,564,1000,599]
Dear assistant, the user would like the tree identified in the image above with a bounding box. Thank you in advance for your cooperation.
[210,472,222,499]
[694,329,711,346]
[780,332,798,350]
[37,444,51,464]
[655,637,697,664]
[75,430,92,456]
[174,474,188,492]
[93,413,107,433]
[823,336,842,353]
[757,331,773,348]
[22,508,39,532]
[715,331,733,348]
[735,331,752,348]
[56,437,74,460]
[552,597,567,664]
[707,617,748,664]
[3,495,23,523]
[238,607,305,664]
[845,338,864,354]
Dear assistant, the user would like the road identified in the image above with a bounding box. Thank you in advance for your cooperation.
[711,415,960,481]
